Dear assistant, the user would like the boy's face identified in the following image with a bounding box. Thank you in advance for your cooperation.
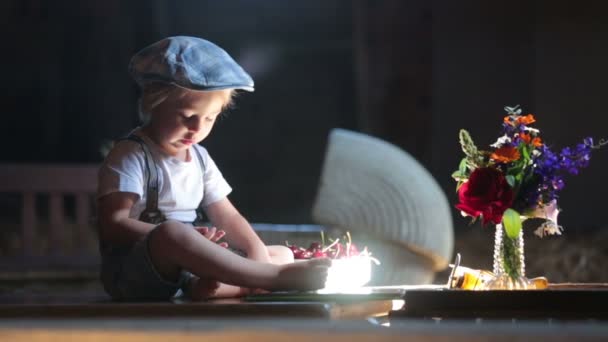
[146,88,231,157]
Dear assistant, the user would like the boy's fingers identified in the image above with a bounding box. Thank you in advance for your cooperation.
[218,242,229,248]
[195,226,209,235]
[194,226,225,242]
[213,230,226,242]
[206,227,217,239]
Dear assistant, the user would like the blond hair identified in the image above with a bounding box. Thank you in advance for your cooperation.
[137,82,236,123]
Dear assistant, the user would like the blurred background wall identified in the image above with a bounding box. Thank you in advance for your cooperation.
[1,0,607,233]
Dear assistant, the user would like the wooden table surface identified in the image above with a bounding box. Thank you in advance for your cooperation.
[1,286,608,341]
[392,283,608,320]
[0,290,401,320]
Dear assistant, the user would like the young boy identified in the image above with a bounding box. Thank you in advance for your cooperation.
[97,36,330,301]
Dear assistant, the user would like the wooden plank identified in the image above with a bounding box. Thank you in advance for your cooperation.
[75,192,92,254]
[0,255,100,278]
[0,301,332,319]
[0,164,98,193]
[392,289,608,319]
[48,193,64,255]
[21,192,36,256]
[0,295,396,320]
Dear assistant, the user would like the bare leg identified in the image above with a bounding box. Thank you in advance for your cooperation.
[191,246,298,300]
[190,246,295,300]
[187,277,249,300]
[147,221,330,291]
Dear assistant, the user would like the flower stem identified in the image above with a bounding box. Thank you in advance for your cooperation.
[501,234,523,278]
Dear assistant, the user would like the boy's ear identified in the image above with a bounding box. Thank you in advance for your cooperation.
[224,89,238,111]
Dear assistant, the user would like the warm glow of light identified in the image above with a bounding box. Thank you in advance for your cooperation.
[391,299,405,310]
[319,256,372,293]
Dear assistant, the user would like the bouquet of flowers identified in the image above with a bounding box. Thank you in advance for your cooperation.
[452,105,605,239]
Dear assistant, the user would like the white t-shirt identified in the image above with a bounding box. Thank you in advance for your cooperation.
[97,133,232,222]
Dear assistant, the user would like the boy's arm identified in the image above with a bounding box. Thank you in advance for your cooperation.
[203,198,271,263]
[98,192,157,246]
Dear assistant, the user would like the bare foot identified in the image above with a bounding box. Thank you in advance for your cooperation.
[189,277,268,300]
[275,258,331,291]
[188,276,221,301]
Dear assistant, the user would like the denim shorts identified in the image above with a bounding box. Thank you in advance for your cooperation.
[100,227,194,301]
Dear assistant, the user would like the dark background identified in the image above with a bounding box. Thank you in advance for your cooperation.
[2,0,608,232]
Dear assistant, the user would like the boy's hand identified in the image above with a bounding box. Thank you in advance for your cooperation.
[195,226,228,248]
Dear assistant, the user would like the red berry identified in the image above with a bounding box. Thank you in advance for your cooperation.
[308,242,322,251]
[312,251,327,258]
[294,247,310,259]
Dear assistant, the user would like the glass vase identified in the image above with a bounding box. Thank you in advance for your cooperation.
[481,223,536,290]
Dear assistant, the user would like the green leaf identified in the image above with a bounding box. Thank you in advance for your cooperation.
[505,175,516,187]
[515,173,523,183]
[455,181,464,192]
[459,129,476,157]
[502,208,522,239]
[452,159,471,182]
[458,129,485,168]
[521,145,530,160]
[459,158,468,174]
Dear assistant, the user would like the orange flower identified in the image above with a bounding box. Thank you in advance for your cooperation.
[503,116,513,125]
[518,133,543,147]
[519,133,532,144]
[491,146,521,163]
[516,114,536,125]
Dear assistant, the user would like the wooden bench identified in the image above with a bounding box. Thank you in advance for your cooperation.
[0,163,100,279]
[0,164,323,280]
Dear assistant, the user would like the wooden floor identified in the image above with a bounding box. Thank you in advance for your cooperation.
[1,317,607,342]
[1,281,607,341]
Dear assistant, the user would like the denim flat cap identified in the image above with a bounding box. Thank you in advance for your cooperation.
[129,36,254,92]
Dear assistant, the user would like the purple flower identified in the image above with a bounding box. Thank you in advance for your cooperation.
[528,137,595,208]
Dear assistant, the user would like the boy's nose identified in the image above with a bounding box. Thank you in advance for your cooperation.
[187,117,203,132]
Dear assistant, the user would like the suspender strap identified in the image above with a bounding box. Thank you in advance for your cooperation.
[118,134,208,224]
[191,146,207,223]
[121,134,165,224]
[191,145,207,178]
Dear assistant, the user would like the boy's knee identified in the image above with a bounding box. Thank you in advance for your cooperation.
[146,221,195,275]
[150,220,193,244]
[137,221,193,288]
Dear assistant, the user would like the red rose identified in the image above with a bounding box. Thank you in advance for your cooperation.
[456,167,514,225]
